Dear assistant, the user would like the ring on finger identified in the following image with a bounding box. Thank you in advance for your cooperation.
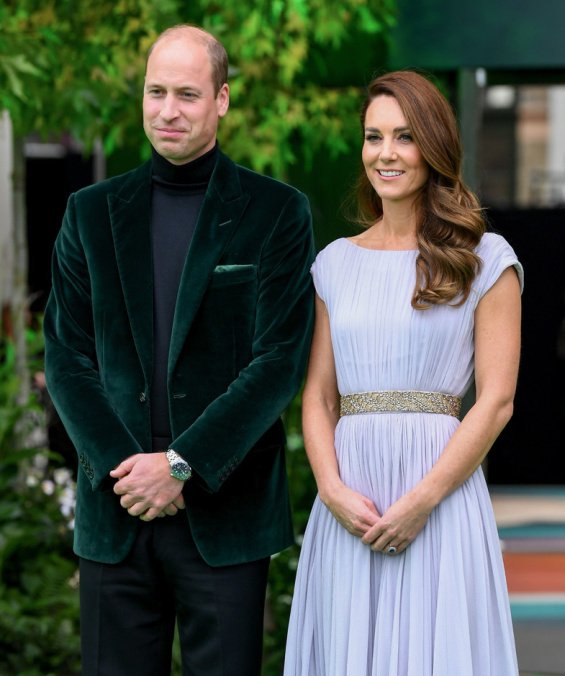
[386,545,397,555]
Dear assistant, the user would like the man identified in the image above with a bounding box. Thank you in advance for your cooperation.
[44,24,314,676]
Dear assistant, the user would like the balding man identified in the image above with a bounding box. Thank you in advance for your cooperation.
[44,24,315,676]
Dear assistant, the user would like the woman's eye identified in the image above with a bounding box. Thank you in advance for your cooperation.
[398,133,413,142]
[365,134,381,142]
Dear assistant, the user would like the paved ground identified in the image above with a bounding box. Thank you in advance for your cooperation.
[492,486,565,676]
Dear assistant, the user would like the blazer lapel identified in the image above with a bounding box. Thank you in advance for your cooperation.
[168,153,250,375]
[108,162,154,385]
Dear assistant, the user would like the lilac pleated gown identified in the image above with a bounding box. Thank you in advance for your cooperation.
[284,233,523,676]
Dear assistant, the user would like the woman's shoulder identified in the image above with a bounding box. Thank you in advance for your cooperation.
[476,231,503,248]
[476,231,517,259]
[316,237,349,256]
[311,238,350,301]
[474,231,524,294]
[313,238,350,267]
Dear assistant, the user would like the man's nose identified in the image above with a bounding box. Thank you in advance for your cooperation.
[160,95,179,121]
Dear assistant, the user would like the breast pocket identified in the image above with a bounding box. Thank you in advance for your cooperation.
[209,264,257,288]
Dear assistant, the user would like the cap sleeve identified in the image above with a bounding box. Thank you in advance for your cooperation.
[310,248,328,303]
[474,232,524,302]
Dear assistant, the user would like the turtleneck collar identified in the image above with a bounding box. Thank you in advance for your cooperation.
[151,143,218,187]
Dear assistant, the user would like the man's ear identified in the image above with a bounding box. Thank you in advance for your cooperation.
[217,83,230,118]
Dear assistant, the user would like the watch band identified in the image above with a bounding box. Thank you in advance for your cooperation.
[165,449,192,481]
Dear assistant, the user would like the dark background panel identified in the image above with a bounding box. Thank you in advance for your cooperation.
[26,152,93,313]
[486,208,565,483]
[390,0,565,71]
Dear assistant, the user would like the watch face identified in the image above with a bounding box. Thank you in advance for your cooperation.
[166,450,191,480]
[171,461,191,480]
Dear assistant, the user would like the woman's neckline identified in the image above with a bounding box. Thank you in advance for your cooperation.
[342,237,419,252]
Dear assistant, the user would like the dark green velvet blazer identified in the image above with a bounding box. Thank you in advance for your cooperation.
[44,151,315,566]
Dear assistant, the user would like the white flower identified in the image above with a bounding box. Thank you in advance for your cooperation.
[33,453,48,470]
[41,479,55,495]
[59,486,76,518]
[53,467,72,486]
[29,427,47,447]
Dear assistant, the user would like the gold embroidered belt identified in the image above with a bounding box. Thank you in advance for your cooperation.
[340,391,461,418]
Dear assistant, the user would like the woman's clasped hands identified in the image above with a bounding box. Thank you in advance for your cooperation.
[323,482,432,556]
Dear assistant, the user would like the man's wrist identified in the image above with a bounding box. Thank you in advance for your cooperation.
[165,449,192,481]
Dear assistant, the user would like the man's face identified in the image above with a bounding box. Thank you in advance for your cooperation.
[143,37,229,165]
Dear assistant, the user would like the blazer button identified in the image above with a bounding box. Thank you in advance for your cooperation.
[139,392,146,403]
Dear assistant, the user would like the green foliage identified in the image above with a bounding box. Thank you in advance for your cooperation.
[193,0,396,176]
[0,335,80,675]
[0,0,177,149]
[0,0,395,176]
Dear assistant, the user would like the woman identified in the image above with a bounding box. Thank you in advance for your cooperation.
[284,71,522,675]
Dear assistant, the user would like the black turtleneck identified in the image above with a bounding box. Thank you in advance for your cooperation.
[150,144,218,448]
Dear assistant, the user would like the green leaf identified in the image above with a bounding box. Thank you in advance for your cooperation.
[1,60,25,100]
[8,54,43,77]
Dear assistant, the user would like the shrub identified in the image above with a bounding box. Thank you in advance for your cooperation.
[0,337,80,675]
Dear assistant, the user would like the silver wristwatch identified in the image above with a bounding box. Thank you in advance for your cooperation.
[165,449,192,481]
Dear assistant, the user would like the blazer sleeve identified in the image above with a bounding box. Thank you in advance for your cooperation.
[170,190,315,492]
[43,194,143,490]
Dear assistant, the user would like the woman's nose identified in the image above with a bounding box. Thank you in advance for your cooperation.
[379,138,396,161]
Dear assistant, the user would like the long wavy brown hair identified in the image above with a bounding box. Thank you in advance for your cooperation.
[354,70,485,309]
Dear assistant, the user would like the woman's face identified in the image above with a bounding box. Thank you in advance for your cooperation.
[362,95,429,207]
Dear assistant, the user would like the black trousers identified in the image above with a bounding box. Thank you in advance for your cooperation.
[79,513,270,676]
